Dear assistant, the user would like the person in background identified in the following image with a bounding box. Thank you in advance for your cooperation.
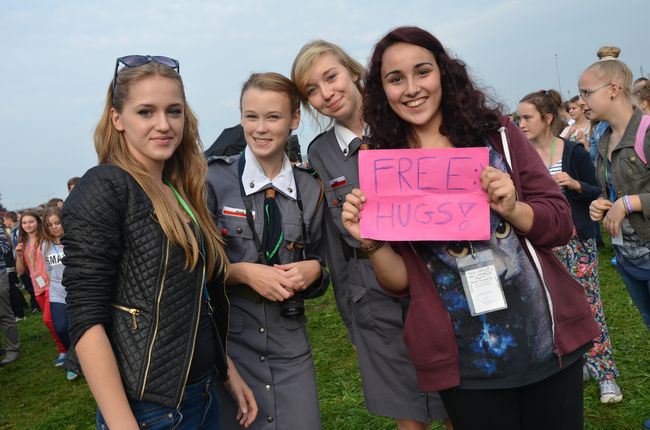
[41,206,78,381]
[632,81,650,115]
[581,45,650,430]
[3,212,38,313]
[66,177,80,193]
[584,51,650,330]
[518,89,622,404]
[561,95,591,150]
[0,229,20,366]
[2,217,27,320]
[560,101,573,126]
[47,198,64,209]
[15,209,67,363]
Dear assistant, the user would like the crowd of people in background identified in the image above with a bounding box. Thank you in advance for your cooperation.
[0,32,648,430]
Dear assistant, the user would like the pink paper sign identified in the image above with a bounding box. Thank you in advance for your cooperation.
[358,147,490,241]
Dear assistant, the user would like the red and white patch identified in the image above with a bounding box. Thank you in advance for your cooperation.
[222,206,254,219]
[328,176,347,189]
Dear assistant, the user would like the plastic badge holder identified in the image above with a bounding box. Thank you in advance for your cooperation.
[456,248,507,316]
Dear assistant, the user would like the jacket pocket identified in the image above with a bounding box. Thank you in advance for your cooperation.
[277,313,310,358]
[620,149,650,182]
[219,216,254,262]
[324,184,354,230]
[111,304,143,331]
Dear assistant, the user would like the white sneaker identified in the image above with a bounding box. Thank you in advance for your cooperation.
[599,379,623,403]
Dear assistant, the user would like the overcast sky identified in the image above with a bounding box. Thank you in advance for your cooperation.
[1,0,647,210]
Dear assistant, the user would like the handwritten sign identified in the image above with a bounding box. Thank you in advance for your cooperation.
[358,147,489,241]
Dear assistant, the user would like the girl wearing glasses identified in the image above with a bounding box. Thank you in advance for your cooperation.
[583,54,650,332]
[206,72,329,429]
[62,56,257,429]
[291,40,449,430]
[518,89,622,404]
[341,26,598,430]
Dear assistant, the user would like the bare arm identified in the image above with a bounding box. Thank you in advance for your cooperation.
[76,324,139,430]
[341,189,408,291]
[224,356,258,428]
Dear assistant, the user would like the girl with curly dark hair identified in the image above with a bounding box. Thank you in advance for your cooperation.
[342,26,598,430]
[363,27,501,151]
[292,39,449,429]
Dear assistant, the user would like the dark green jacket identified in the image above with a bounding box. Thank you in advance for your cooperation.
[595,108,650,242]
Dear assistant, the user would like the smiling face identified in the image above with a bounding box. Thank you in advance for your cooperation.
[21,215,38,235]
[240,88,300,164]
[304,52,362,125]
[110,75,185,174]
[380,42,443,136]
[517,102,551,142]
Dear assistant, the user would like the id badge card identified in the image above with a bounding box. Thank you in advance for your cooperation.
[35,276,47,288]
[456,249,507,316]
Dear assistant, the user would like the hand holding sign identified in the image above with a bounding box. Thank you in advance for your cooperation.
[357,147,490,241]
[341,188,367,243]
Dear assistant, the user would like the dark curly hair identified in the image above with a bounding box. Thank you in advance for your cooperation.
[363,26,502,149]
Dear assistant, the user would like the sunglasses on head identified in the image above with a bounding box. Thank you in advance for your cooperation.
[112,55,180,94]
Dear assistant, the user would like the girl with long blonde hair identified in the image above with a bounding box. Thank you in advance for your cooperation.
[62,56,257,429]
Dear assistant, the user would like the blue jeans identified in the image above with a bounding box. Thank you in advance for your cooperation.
[49,302,70,350]
[616,264,650,330]
[96,374,220,429]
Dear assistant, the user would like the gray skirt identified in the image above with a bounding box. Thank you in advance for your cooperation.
[346,258,448,422]
[217,296,321,430]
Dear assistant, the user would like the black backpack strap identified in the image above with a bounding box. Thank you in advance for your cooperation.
[237,154,267,265]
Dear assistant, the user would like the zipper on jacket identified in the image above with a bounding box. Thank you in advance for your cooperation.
[111,304,141,330]
[139,239,170,400]
[176,255,205,409]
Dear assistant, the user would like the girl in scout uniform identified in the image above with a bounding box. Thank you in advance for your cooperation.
[291,41,449,430]
[207,72,329,430]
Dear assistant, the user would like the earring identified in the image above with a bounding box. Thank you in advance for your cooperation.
[610,96,614,101]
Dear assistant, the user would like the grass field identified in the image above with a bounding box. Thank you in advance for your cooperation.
[0,238,648,429]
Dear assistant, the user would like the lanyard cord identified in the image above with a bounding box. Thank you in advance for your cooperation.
[163,178,210,303]
[548,136,557,167]
[237,154,308,264]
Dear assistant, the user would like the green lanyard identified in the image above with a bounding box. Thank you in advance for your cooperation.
[548,136,557,167]
[164,178,198,227]
[163,178,211,303]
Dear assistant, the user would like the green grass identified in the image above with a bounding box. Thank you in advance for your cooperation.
[1,236,648,429]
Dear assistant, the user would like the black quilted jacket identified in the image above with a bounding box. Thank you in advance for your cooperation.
[61,164,229,408]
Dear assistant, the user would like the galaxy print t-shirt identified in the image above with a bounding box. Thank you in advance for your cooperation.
[415,147,560,389]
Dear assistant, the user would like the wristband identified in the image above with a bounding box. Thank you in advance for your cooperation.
[623,195,633,215]
[360,240,385,255]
